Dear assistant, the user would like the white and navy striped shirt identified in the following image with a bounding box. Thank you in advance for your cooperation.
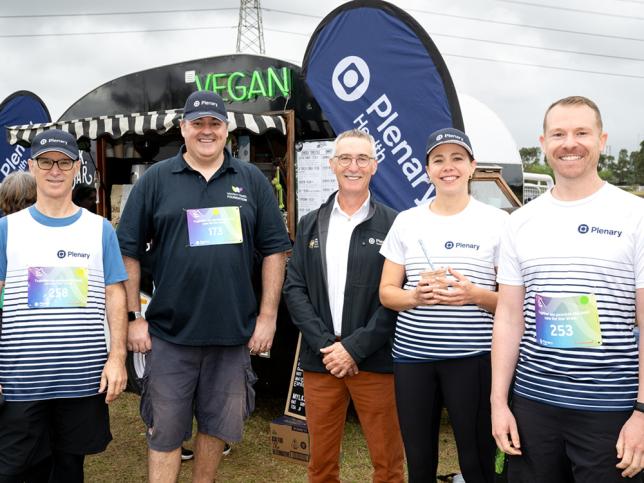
[498,184,644,411]
[381,197,508,361]
[0,207,127,402]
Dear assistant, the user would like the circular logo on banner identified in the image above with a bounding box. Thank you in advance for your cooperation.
[578,224,589,234]
[57,250,66,259]
[445,241,454,249]
[332,56,370,102]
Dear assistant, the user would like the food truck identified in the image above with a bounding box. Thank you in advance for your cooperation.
[9,54,335,235]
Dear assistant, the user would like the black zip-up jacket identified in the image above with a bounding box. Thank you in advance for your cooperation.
[283,192,398,373]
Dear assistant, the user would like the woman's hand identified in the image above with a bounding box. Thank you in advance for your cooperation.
[432,267,478,306]
[414,268,447,306]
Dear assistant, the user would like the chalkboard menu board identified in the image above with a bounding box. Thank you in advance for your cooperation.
[284,334,306,420]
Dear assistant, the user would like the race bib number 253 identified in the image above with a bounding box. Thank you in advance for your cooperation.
[535,293,602,348]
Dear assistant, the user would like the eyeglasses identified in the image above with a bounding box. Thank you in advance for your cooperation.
[35,157,76,171]
[334,154,373,168]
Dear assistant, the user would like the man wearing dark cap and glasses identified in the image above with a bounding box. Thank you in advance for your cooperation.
[117,91,290,482]
[0,129,128,482]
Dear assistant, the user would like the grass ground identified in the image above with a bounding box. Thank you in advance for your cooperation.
[85,392,460,482]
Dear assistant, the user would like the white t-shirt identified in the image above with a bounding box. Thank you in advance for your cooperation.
[325,194,370,336]
[380,197,508,361]
[497,183,644,411]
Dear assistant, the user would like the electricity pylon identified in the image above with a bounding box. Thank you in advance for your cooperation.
[236,0,265,54]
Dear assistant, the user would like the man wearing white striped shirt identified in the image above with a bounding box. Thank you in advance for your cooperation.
[0,130,128,483]
[491,96,644,481]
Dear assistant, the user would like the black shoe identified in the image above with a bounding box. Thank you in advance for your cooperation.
[181,444,230,461]
[181,447,194,461]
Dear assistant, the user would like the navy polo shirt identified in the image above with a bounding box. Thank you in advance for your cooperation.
[117,147,291,346]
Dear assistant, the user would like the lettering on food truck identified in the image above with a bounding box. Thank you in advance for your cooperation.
[188,67,292,102]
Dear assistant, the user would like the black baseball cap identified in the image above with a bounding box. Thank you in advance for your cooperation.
[425,127,474,159]
[31,129,79,160]
[183,91,228,123]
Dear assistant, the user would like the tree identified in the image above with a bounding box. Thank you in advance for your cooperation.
[597,153,615,183]
[629,151,639,185]
[598,153,613,172]
[614,149,633,185]
[634,140,644,185]
[519,147,541,167]
[524,162,553,177]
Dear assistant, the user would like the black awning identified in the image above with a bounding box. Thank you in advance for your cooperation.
[6,109,286,145]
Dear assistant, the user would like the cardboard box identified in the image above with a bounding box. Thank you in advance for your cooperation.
[270,415,310,465]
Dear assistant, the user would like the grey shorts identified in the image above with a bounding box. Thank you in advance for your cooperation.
[140,335,257,452]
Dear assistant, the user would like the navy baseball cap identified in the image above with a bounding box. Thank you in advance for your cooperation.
[425,127,474,159]
[183,91,228,123]
[31,129,79,160]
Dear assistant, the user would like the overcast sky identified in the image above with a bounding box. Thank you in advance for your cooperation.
[1,0,643,154]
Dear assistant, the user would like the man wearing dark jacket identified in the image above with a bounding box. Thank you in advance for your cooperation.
[283,129,404,483]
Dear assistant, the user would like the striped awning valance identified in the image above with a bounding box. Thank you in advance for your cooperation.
[6,109,286,145]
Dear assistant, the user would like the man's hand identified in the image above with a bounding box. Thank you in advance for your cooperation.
[127,317,151,353]
[616,411,644,477]
[248,313,277,354]
[492,402,522,456]
[99,355,127,404]
[320,342,358,378]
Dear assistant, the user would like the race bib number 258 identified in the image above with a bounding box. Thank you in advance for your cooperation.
[27,267,88,308]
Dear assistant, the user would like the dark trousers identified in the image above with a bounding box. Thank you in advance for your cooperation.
[0,395,108,483]
[508,396,643,483]
[0,453,84,483]
[395,354,496,483]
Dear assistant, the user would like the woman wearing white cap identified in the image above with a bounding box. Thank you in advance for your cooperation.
[379,127,508,482]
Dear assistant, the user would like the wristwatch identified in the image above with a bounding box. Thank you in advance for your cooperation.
[634,401,644,413]
[127,311,143,322]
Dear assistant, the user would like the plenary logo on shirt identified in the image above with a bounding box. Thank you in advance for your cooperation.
[577,223,622,238]
[444,240,480,251]
[57,249,90,259]
[227,185,248,202]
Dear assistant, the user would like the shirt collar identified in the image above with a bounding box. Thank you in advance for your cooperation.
[171,145,237,176]
[331,192,371,219]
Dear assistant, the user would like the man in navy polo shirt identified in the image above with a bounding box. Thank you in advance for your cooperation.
[117,91,290,482]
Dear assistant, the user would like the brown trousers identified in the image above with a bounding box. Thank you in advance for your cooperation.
[303,371,405,483]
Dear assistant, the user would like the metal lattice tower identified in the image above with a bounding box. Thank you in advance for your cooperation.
[236,0,265,54]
